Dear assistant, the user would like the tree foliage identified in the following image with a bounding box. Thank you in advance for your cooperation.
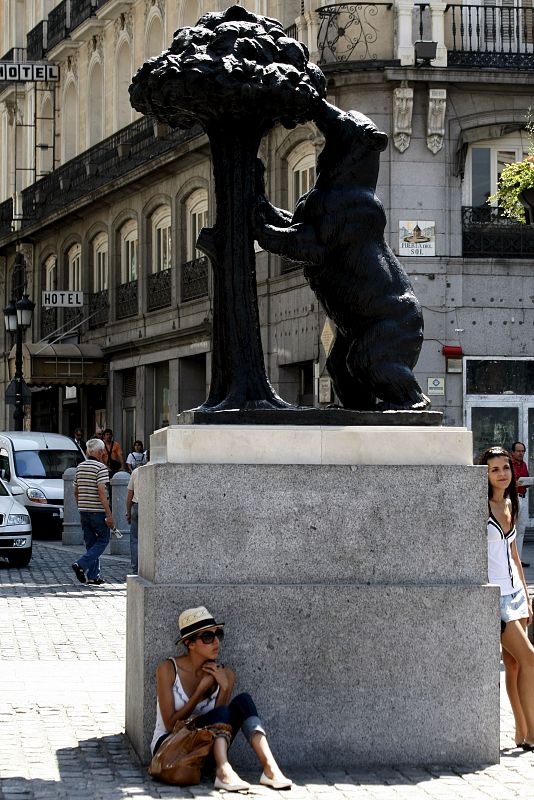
[129,4,326,131]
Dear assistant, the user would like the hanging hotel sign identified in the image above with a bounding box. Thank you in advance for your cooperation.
[0,63,59,82]
[42,291,83,308]
[398,220,436,256]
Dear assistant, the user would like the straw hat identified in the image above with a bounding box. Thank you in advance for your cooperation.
[176,606,224,644]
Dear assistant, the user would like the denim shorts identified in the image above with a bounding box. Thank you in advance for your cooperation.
[500,587,529,623]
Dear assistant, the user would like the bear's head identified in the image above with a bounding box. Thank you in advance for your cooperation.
[313,100,388,189]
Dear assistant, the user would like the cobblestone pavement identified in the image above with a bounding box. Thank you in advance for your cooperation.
[1,542,534,800]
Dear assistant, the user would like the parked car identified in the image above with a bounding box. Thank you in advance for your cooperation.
[0,432,84,538]
[0,478,32,567]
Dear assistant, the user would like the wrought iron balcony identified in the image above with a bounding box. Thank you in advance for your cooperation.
[281,257,303,275]
[446,4,534,69]
[40,307,58,340]
[64,306,84,331]
[117,280,138,319]
[71,0,97,31]
[284,24,298,39]
[462,206,534,258]
[0,198,13,237]
[181,257,209,302]
[147,268,172,312]
[317,3,395,66]
[88,290,108,328]
[17,117,202,235]
[47,0,70,52]
[27,21,47,61]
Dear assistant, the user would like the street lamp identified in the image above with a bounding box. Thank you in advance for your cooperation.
[3,252,34,431]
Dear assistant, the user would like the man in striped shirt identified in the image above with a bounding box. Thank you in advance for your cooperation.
[71,438,115,585]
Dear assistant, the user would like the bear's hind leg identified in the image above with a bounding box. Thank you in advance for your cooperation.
[327,330,377,410]
[348,323,430,411]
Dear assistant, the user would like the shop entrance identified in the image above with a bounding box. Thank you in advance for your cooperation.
[464,357,534,520]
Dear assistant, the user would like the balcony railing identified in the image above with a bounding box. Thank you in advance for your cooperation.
[462,206,534,258]
[27,21,47,61]
[88,290,108,328]
[284,24,298,39]
[40,307,58,340]
[317,3,395,65]
[181,257,209,302]
[16,117,202,235]
[0,198,13,237]
[71,0,97,31]
[281,257,302,275]
[117,280,138,319]
[64,306,84,331]
[445,4,534,69]
[147,268,172,312]
[47,0,70,52]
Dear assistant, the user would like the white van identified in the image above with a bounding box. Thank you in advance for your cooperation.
[0,432,84,537]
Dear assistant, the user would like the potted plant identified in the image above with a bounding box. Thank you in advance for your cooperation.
[489,120,534,224]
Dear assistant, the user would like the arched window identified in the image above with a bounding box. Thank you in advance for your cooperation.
[120,220,138,283]
[88,61,104,146]
[116,41,132,130]
[186,190,208,260]
[465,131,531,207]
[146,14,164,59]
[44,255,57,291]
[38,95,54,177]
[151,207,172,273]
[287,142,316,210]
[67,243,82,291]
[92,233,108,291]
[62,81,78,162]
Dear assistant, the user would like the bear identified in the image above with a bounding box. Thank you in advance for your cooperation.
[253,99,430,411]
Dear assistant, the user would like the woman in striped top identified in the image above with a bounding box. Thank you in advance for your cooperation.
[480,446,534,750]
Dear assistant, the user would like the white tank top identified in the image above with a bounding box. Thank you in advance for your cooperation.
[487,512,521,596]
[151,657,219,753]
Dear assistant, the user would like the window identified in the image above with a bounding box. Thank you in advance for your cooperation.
[287,142,316,210]
[152,208,172,273]
[186,190,208,260]
[92,233,108,291]
[120,221,138,283]
[465,132,531,207]
[67,244,82,291]
[44,255,56,291]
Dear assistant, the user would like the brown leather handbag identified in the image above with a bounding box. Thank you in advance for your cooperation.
[149,719,232,785]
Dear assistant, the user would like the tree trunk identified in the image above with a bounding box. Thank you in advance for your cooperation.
[197,121,290,411]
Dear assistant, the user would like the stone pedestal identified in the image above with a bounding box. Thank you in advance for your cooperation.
[126,425,500,768]
[62,467,83,545]
[110,470,131,556]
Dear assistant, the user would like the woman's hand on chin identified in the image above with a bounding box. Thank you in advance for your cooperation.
[202,662,234,691]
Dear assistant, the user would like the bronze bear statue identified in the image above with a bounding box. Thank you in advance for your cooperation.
[254,99,430,411]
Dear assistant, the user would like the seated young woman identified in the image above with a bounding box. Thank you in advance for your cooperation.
[151,606,292,791]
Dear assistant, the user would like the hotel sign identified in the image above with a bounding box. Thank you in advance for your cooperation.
[0,63,59,82]
[42,291,83,308]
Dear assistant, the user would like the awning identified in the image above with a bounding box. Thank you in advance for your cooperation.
[8,343,108,386]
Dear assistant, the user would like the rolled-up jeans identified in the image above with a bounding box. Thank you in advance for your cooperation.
[194,692,265,743]
[152,692,265,756]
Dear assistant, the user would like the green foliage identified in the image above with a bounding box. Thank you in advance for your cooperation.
[488,117,534,223]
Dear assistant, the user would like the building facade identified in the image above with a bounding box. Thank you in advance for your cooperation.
[0,0,533,492]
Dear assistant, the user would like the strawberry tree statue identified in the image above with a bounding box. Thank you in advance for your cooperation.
[130,5,326,412]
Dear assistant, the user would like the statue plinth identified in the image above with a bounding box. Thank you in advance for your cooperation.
[178,408,443,426]
[125,424,499,769]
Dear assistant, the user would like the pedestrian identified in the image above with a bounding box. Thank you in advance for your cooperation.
[94,426,104,440]
[480,446,534,750]
[72,427,86,455]
[102,428,124,476]
[71,438,114,586]
[126,463,141,574]
[126,440,147,473]
[511,442,530,568]
[150,606,291,790]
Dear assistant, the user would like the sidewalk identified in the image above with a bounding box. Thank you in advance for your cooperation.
[0,541,533,799]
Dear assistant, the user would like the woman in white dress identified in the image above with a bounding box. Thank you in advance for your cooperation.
[480,446,534,749]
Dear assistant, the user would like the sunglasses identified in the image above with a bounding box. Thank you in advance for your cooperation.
[191,628,224,645]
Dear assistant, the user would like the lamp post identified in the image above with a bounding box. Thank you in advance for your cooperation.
[3,252,34,431]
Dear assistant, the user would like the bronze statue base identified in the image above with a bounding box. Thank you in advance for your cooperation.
[178,408,443,426]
